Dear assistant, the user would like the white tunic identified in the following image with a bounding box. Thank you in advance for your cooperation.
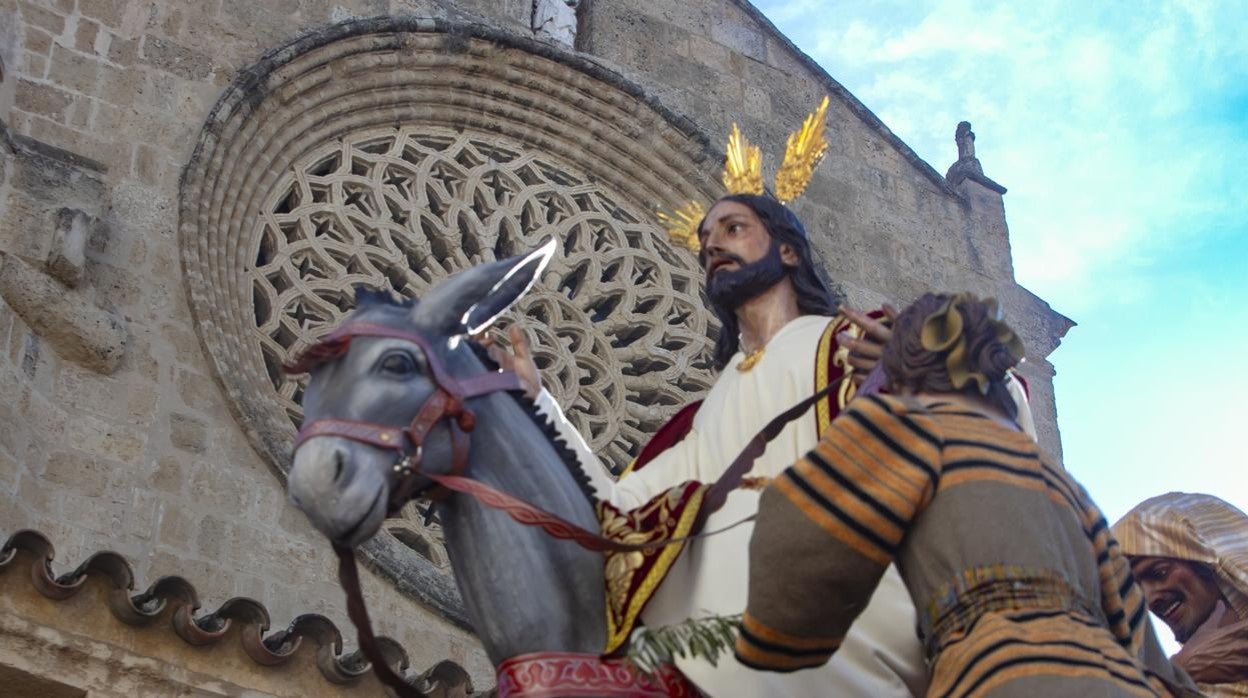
[537,315,929,697]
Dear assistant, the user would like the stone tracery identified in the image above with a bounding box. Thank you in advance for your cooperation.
[179,18,723,622]
[252,127,717,471]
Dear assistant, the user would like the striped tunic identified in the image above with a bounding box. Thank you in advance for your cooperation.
[1113,492,1248,697]
[736,394,1197,697]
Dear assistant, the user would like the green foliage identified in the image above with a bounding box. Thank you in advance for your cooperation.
[626,614,742,677]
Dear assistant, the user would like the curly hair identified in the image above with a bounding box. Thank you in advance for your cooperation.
[882,292,1024,419]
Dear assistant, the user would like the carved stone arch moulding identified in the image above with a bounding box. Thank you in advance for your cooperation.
[179,17,723,625]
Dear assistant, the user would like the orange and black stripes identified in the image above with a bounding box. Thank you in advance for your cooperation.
[776,395,941,566]
[734,613,841,672]
[739,394,1180,694]
[930,610,1166,697]
[920,404,1150,654]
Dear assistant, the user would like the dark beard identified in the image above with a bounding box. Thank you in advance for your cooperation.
[706,243,789,311]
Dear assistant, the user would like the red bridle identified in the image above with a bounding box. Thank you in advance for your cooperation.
[291,321,523,513]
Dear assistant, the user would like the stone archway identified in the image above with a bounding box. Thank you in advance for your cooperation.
[179,16,722,623]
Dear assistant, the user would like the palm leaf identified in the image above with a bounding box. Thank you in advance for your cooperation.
[626,614,741,677]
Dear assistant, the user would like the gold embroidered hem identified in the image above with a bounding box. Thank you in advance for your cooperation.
[598,482,707,654]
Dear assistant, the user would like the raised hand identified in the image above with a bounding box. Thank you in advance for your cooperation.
[837,303,898,386]
[477,324,543,399]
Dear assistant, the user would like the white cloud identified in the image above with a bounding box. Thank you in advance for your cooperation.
[760,0,1248,316]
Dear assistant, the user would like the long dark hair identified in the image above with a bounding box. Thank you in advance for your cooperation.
[702,194,837,370]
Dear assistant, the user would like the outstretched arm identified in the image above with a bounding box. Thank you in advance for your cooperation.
[484,325,689,510]
[837,304,898,387]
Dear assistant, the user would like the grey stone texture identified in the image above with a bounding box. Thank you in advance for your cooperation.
[533,0,580,46]
[0,0,1071,693]
[579,0,1071,457]
[0,252,126,373]
[47,207,90,286]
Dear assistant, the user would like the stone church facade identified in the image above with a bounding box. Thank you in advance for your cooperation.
[0,1,1070,695]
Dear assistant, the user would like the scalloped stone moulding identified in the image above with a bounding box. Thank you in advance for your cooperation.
[179,16,723,624]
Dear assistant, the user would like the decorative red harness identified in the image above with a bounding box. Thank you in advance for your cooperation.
[495,652,700,697]
[293,321,524,511]
[295,320,528,698]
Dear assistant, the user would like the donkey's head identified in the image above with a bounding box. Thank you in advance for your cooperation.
[286,242,554,547]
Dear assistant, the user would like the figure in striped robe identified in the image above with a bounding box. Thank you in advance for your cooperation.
[737,292,1197,697]
[1113,493,1248,697]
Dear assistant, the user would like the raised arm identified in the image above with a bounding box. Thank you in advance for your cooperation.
[735,395,942,671]
[487,325,697,510]
[533,388,704,510]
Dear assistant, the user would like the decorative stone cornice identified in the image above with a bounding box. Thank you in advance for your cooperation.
[0,529,469,692]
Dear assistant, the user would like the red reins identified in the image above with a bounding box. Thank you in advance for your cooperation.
[295,321,527,698]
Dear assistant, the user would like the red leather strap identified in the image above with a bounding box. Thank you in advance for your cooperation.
[455,371,524,399]
[294,419,406,451]
[334,545,425,697]
[495,651,698,697]
[321,321,459,389]
[414,423,471,504]
[414,381,839,553]
[698,380,836,526]
[404,390,453,446]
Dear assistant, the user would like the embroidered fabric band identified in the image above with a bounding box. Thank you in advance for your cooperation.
[920,565,1099,659]
[494,651,700,697]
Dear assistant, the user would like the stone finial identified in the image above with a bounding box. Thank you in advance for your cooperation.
[955,121,975,161]
[946,120,1005,194]
[533,0,580,47]
[951,121,982,175]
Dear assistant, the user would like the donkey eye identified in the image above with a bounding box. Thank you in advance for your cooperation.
[379,352,418,375]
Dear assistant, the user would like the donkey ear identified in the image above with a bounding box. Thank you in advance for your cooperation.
[413,239,555,336]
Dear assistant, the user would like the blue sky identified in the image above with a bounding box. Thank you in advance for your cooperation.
[754,0,1248,646]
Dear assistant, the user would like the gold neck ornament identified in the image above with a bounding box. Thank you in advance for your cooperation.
[737,346,765,372]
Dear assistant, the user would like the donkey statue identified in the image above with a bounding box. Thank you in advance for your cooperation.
[286,243,700,697]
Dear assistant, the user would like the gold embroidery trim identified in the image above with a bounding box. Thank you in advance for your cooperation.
[816,315,856,434]
[737,347,765,372]
[831,315,861,416]
[600,485,707,654]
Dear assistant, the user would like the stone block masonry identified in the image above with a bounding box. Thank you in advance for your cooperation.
[0,0,1071,694]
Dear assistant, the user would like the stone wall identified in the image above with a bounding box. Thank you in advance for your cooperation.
[0,0,1070,694]
[0,1,539,690]
[577,0,1072,457]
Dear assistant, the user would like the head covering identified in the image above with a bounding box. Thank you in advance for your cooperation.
[1112,492,1248,620]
